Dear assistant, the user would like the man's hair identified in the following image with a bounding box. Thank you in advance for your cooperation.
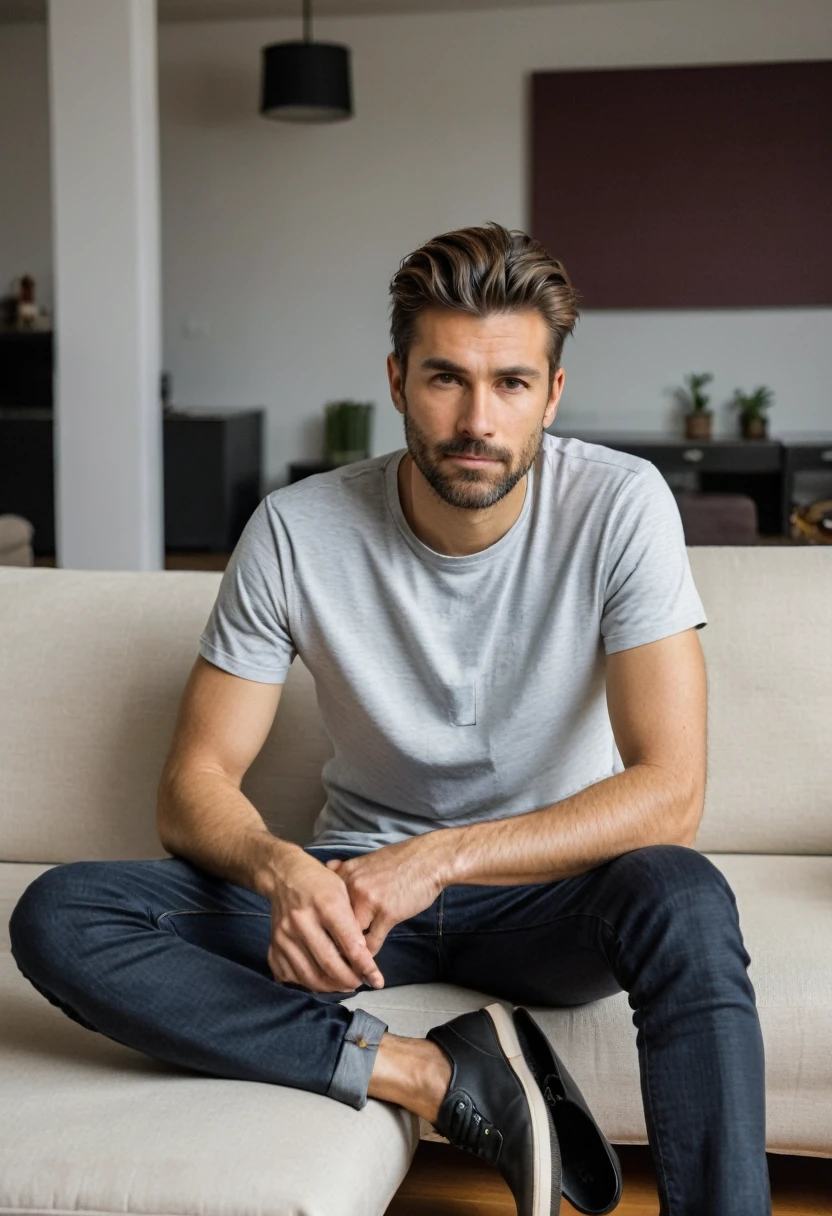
[389,222,580,389]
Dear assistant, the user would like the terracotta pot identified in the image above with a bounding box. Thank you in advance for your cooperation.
[685,412,713,440]
[741,415,768,440]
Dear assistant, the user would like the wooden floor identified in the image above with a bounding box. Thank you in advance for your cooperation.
[33,552,232,570]
[387,1142,832,1215]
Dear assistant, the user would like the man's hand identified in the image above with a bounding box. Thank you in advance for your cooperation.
[268,849,385,993]
[325,835,447,955]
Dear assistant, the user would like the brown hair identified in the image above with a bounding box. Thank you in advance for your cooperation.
[389,222,580,389]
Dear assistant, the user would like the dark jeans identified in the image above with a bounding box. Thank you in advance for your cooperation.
[8,842,770,1215]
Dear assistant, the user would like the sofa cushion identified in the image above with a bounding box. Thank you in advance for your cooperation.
[3,853,830,1171]
[346,853,832,1158]
[0,569,334,864]
[0,514,34,566]
[0,868,417,1216]
[2,553,831,864]
[687,547,832,854]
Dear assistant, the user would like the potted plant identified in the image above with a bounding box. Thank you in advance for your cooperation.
[730,385,774,440]
[676,372,714,440]
[323,399,374,465]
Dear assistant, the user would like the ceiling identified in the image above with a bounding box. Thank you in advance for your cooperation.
[2,0,666,23]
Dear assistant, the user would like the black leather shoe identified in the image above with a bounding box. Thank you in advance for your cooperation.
[512,1007,623,1215]
[426,1001,562,1216]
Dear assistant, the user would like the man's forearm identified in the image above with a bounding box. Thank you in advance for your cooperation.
[157,766,304,900]
[424,763,700,888]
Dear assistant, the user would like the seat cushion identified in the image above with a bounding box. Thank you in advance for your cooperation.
[673,491,758,544]
[2,851,830,1216]
[0,866,418,1216]
[3,553,832,864]
[0,514,34,566]
[346,854,832,1158]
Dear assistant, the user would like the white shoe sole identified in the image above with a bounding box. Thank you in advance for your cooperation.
[484,1001,555,1216]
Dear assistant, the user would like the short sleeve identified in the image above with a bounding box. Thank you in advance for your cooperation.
[198,496,297,683]
[600,463,708,655]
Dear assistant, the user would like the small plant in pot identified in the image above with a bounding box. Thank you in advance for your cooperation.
[676,372,714,440]
[731,385,774,440]
[323,399,374,466]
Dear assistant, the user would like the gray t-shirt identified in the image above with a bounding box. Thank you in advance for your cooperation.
[198,432,707,851]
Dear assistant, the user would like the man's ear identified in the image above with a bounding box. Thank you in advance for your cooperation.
[544,366,566,429]
[387,352,405,413]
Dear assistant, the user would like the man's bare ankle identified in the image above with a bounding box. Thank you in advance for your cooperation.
[367,1033,452,1122]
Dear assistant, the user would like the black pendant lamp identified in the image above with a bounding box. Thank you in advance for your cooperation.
[260,0,353,123]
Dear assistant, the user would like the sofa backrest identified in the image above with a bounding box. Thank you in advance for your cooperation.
[0,552,829,864]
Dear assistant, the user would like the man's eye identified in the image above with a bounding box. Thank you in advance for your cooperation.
[435,373,458,385]
[502,378,527,391]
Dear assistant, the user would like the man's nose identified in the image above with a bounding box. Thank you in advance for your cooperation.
[456,381,496,440]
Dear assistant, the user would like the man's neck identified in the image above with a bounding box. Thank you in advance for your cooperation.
[397,451,530,558]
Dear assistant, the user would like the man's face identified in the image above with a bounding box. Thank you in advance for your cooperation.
[387,306,565,510]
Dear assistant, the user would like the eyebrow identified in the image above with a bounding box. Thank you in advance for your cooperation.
[420,357,542,379]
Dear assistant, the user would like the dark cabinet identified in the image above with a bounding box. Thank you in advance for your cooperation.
[0,409,55,550]
[163,410,263,550]
[0,408,264,555]
[557,432,785,535]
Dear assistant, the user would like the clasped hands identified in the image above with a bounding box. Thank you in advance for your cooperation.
[266,835,447,994]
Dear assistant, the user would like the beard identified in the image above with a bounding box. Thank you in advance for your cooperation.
[400,390,544,511]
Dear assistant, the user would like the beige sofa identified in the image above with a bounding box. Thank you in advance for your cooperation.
[1,552,830,1216]
[0,515,34,567]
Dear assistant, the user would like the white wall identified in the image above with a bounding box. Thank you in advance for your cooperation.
[2,2,831,490]
[0,23,52,312]
[158,0,832,486]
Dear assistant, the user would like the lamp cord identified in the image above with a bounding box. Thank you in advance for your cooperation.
[303,0,312,42]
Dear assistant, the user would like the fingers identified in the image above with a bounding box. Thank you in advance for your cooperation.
[298,915,367,991]
[271,896,384,990]
[322,868,386,983]
[271,934,360,993]
[323,908,385,988]
[274,908,365,991]
[363,916,392,958]
[270,858,385,990]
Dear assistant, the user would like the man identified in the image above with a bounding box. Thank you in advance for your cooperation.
[9,224,769,1216]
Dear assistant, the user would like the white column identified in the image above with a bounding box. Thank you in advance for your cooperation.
[48,0,163,570]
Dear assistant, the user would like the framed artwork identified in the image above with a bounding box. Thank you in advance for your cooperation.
[531,61,832,308]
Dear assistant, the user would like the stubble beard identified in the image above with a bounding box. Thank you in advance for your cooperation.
[400,389,544,511]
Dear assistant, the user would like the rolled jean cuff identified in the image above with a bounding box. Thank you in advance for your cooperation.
[326,1007,388,1110]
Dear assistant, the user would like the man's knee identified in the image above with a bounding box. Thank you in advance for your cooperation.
[610,843,730,900]
[8,861,100,982]
[606,844,744,945]
[602,846,754,1003]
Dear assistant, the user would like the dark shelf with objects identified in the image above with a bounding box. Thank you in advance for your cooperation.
[1,330,265,555]
[555,430,832,542]
[555,431,785,538]
[0,407,264,556]
[0,330,53,409]
[0,394,264,558]
[775,433,832,537]
[0,407,54,550]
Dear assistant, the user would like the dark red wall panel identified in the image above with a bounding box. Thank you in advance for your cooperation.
[531,61,832,308]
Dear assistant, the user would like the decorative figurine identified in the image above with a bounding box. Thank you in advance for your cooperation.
[15,276,40,331]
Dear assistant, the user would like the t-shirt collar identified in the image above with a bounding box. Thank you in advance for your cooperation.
[383,444,537,570]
